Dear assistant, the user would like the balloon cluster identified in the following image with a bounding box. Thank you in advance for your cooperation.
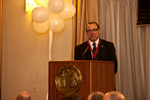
[31,0,76,33]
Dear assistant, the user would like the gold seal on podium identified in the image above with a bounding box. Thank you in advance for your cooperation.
[55,65,82,94]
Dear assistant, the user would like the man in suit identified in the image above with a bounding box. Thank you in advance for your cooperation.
[74,22,117,74]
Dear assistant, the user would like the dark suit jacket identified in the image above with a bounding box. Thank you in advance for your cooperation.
[74,39,118,74]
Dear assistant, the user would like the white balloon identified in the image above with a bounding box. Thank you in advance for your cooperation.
[31,6,49,23]
[33,21,49,33]
[47,0,64,14]
[58,2,76,19]
[48,13,65,32]
[34,0,49,7]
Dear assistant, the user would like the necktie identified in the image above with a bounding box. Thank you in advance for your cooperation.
[92,43,96,53]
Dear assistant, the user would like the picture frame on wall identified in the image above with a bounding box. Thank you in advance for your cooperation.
[137,0,150,26]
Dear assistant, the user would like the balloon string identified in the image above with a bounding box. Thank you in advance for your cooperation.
[49,30,53,61]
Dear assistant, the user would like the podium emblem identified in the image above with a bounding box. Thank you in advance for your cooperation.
[55,65,82,94]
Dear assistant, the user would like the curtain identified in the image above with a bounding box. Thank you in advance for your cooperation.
[71,0,99,60]
[99,0,150,100]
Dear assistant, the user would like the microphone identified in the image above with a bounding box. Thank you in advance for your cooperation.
[80,46,90,60]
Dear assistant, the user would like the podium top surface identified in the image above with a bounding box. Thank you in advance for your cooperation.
[49,60,114,63]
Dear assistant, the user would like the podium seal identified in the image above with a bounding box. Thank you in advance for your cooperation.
[55,65,82,94]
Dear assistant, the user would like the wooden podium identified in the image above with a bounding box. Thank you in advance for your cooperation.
[48,60,115,100]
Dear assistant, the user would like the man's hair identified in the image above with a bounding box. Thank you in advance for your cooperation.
[90,91,104,100]
[86,22,100,31]
[16,91,31,100]
[108,91,125,100]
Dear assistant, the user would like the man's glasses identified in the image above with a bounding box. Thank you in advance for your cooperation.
[86,28,99,33]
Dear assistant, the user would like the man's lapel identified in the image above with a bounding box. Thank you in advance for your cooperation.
[96,40,105,59]
[85,42,92,60]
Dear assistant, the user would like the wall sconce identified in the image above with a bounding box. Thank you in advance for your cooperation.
[25,0,37,12]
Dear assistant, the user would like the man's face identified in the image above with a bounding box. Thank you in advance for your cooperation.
[86,23,100,42]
